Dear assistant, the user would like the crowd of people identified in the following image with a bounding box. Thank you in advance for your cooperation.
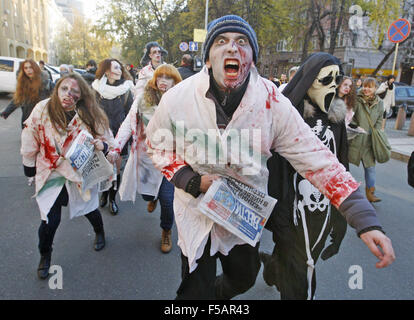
[1,14,404,300]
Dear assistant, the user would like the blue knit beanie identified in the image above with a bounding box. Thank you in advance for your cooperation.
[203,15,259,63]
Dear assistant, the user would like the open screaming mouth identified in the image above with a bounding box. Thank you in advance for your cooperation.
[224,59,240,77]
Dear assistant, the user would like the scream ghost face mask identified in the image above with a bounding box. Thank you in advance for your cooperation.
[307,65,341,113]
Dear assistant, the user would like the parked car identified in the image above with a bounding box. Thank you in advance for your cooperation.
[388,85,414,118]
[44,64,60,83]
[0,57,63,94]
[0,56,23,95]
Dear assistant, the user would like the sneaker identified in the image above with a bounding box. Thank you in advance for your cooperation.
[27,177,35,186]
[161,229,172,253]
[147,200,158,213]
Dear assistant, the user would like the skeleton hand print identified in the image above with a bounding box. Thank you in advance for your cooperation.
[298,179,330,213]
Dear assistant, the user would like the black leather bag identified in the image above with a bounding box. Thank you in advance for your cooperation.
[408,151,414,188]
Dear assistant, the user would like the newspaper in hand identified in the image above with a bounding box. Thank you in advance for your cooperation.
[198,177,277,247]
[65,129,114,191]
[346,125,367,140]
[99,163,117,192]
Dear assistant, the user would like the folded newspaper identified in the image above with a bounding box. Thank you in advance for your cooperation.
[65,130,113,192]
[346,125,367,140]
[198,177,277,246]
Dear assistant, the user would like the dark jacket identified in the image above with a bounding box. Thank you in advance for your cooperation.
[82,67,97,85]
[178,65,196,80]
[95,79,134,136]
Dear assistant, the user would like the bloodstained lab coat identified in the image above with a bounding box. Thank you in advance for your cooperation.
[112,96,164,201]
[21,98,114,221]
[145,66,359,272]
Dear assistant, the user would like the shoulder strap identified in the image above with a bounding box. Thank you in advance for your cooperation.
[361,103,375,130]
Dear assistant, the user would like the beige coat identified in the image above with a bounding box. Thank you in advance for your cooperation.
[21,99,114,220]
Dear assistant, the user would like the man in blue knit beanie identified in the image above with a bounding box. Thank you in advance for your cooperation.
[145,14,394,300]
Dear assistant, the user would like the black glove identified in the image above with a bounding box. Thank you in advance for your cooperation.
[321,243,340,261]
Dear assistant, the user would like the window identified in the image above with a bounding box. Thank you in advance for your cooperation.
[0,59,14,72]
[407,88,414,97]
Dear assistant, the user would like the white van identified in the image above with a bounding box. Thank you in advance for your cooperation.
[0,56,23,94]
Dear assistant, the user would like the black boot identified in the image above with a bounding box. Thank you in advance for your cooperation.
[37,251,52,280]
[94,230,105,251]
[108,174,120,215]
[100,191,108,208]
[109,200,118,215]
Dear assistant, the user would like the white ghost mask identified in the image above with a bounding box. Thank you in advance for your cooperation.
[307,65,340,113]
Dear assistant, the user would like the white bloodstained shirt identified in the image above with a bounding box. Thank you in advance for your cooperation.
[145,66,359,273]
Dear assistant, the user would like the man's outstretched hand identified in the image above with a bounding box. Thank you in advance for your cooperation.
[360,230,395,268]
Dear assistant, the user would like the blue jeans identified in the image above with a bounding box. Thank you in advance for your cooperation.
[142,177,174,231]
[363,165,376,188]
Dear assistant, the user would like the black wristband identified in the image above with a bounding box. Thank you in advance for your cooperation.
[357,226,385,238]
[185,174,201,198]
[23,165,36,177]
[102,142,108,155]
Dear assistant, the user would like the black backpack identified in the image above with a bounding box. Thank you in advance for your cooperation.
[408,151,414,188]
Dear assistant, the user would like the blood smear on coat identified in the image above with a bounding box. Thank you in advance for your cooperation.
[306,164,359,208]
[38,125,59,169]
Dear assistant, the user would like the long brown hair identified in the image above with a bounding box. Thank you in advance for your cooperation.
[47,73,109,137]
[95,58,132,81]
[338,76,356,110]
[14,59,42,105]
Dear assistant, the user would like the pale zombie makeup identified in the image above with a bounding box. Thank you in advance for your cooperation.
[58,78,81,110]
[23,62,34,79]
[307,65,341,113]
[339,79,353,97]
[207,32,253,90]
[156,74,175,93]
[106,61,122,82]
[149,47,162,65]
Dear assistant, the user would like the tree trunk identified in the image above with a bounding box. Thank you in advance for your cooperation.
[329,0,346,55]
[371,36,411,76]
[371,44,396,76]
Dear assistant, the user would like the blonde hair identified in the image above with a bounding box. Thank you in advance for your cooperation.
[363,77,377,88]
[140,64,182,113]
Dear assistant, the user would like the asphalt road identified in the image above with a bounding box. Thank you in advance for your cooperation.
[0,95,413,300]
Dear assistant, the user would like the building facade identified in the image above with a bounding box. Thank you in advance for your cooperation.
[1,0,49,61]
[260,14,411,84]
[54,0,82,25]
[0,0,74,65]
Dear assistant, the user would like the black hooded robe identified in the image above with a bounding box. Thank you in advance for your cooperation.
[264,53,348,300]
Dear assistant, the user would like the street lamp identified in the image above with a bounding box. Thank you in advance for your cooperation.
[205,0,209,30]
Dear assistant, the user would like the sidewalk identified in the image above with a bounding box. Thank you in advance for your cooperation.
[385,117,414,163]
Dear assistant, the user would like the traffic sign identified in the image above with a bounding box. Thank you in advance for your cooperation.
[194,29,207,42]
[179,42,189,52]
[189,41,198,52]
[388,18,411,43]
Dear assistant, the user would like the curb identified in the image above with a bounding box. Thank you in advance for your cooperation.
[391,150,410,163]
